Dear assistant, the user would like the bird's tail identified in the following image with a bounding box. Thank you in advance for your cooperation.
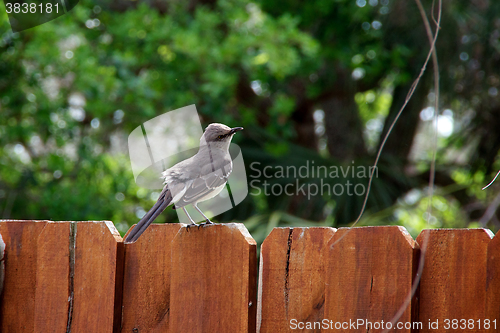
[124,186,173,243]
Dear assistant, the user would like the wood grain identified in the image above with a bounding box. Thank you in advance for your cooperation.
[257,227,336,332]
[486,229,500,333]
[3,220,500,333]
[417,228,494,333]
[169,223,257,333]
[0,232,4,303]
[324,226,418,333]
[0,220,50,332]
[71,221,121,332]
[0,220,121,333]
[120,223,182,332]
[33,222,71,332]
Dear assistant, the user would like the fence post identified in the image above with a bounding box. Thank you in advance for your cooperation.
[120,223,183,332]
[417,229,494,333]
[169,223,257,333]
[324,226,419,332]
[257,227,336,332]
[0,220,120,333]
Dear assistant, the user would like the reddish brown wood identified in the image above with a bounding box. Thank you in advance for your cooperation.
[324,226,418,333]
[486,229,500,332]
[0,232,4,303]
[417,229,493,333]
[71,221,121,332]
[257,227,336,332]
[169,223,257,333]
[0,220,121,333]
[33,222,71,332]
[4,220,500,333]
[0,220,50,332]
[120,223,182,332]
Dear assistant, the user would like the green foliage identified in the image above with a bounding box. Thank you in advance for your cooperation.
[1,0,500,244]
[0,0,318,236]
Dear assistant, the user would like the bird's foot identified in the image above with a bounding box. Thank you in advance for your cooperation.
[198,220,214,229]
[186,222,198,231]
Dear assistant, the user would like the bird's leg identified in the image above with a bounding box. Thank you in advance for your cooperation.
[193,204,214,227]
[182,207,198,231]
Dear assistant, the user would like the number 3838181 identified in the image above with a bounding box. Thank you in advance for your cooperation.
[5,2,59,14]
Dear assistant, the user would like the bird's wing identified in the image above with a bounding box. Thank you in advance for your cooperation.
[173,160,232,208]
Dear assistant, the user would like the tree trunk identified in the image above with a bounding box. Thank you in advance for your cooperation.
[323,86,367,162]
[379,74,431,165]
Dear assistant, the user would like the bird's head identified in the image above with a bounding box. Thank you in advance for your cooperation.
[200,123,243,150]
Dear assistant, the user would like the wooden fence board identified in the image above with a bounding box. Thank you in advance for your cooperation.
[487,230,500,332]
[169,223,257,333]
[257,227,336,332]
[417,229,494,333]
[0,220,121,333]
[324,226,418,333]
[0,220,49,332]
[120,223,182,332]
[71,221,122,332]
[4,220,500,333]
[0,232,4,303]
[33,222,71,332]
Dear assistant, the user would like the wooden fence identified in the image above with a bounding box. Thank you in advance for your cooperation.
[0,220,499,332]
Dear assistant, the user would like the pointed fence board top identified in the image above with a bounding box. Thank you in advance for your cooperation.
[4,221,500,332]
[416,228,494,333]
[257,227,336,332]
[0,220,120,333]
[324,226,418,332]
[0,220,50,332]
[169,223,257,333]
[71,221,121,332]
[120,223,183,332]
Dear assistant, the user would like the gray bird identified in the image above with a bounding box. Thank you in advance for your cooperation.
[124,123,243,243]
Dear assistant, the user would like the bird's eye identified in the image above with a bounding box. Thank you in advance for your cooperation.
[217,135,223,139]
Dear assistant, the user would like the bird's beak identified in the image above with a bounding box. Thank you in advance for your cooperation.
[229,127,244,135]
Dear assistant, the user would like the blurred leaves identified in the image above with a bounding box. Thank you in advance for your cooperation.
[0,0,318,237]
[1,0,500,245]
